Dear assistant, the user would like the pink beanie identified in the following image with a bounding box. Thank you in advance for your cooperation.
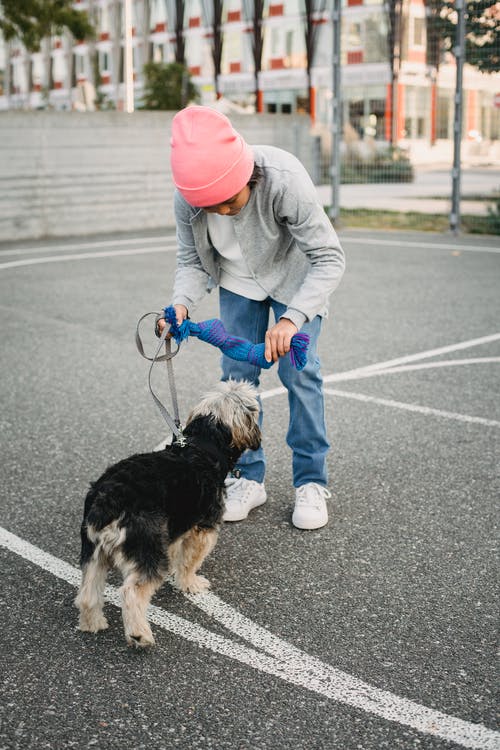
[170,106,254,207]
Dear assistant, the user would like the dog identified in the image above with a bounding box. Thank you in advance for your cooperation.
[74,379,261,648]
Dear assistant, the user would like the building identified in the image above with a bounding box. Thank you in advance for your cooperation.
[0,0,498,162]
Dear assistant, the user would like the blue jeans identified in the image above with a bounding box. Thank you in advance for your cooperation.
[219,288,329,488]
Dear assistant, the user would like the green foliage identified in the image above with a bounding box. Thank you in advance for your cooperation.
[338,208,450,231]
[465,195,500,234]
[90,50,115,110]
[464,0,500,73]
[341,147,414,184]
[0,0,94,52]
[425,0,500,74]
[337,207,500,234]
[141,62,199,111]
[424,0,455,69]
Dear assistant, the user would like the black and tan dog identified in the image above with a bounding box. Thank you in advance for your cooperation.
[75,379,260,648]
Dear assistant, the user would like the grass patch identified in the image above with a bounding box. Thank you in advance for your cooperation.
[421,193,499,202]
[333,208,499,234]
[337,209,449,232]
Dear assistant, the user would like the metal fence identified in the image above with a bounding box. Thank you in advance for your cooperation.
[319,0,500,236]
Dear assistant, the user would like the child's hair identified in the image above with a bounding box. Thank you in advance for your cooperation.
[248,165,264,190]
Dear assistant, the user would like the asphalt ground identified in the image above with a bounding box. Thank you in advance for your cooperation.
[0,228,499,750]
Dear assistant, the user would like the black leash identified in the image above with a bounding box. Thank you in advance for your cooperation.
[135,312,186,446]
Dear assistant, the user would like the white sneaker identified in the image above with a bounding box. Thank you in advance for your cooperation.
[292,483,331,530]
[223,477,267,522]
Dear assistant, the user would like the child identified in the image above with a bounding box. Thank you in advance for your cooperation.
[161,105,345,529]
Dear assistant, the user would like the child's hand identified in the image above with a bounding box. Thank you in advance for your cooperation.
[264,318,298,363]
[157,304,188,337]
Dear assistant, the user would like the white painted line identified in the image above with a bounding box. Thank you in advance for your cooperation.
[323,333,500,384]
[260,356,500,401]
[260,385,287,400]
[4,233,497,259]
[324,388,500,427]
[186,592,499,748]
[341,237,500,254]
[328,357,500,383]
[0,235,177,257]
[0,245,176,271]
[1,525,498,750]
[154,356,500,447]
[153,343,500,448]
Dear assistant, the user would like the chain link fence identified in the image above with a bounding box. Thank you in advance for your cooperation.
[318,0,500,235]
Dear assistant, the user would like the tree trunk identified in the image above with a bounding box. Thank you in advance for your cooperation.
[385,0,404,146]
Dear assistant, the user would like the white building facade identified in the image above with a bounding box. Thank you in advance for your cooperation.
[0,0,498,156]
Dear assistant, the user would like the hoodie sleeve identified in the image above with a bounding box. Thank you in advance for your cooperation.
[171,190,212,312]
[275,171,345,324]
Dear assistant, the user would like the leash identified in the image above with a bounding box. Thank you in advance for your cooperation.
[135,312,186,446]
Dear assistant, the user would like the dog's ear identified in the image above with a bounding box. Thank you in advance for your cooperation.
[231,413,261,453]
[247,419,262,451]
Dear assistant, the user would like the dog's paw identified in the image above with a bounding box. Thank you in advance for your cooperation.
[184,574,211,594]
[126,631,156,649]
[78,612,109,633]
[125,621,155,648]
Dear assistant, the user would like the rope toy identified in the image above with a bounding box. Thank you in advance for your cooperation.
[163,305,309,371]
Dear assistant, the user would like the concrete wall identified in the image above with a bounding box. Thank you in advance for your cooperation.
[0,111,319,242]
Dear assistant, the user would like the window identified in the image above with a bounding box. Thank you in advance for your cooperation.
[347,22,362,48]
[413,17,425,46]
[405,86,429,138]
[99,50,110,71]
[271,28,280,56]
[364,14,387,62]
[348,99,364,137]
[436,93,451,139]
[367,98,386,139]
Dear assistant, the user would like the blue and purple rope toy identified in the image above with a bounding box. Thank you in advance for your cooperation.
[163,305,309,371]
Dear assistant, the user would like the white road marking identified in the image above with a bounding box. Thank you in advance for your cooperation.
[323,333,500,384]
[2,233,498,259]
[0,235,177,257]
[1,525,498,750]
[324,388,500,427]
[0,232,496,271]
[341,236,500,254]
[259,340,500,411]
[154,345,500,443]
[0,245,176,271]
[1,239,498,745]
[326,357,500,381]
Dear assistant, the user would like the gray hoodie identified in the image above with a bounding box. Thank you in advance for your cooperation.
[172,144,345,330]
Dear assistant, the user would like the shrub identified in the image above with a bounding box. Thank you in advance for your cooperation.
[341,146,414,184]
[141,62,199,111]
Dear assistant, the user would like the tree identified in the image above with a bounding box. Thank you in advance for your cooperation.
[166,0,186,65]
[385,0,405,146]
[242,0,265,112]
[423,0,497,144]
[425,0,499,74]
[201,0,224,99]
[464,0,499,72]
[424,0,454,70]
[141,61,199,110]
[423,0,454,144]
[304,0,327,119]
[0,0,93,52]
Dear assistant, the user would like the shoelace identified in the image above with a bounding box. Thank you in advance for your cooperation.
[296,484,332,507]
